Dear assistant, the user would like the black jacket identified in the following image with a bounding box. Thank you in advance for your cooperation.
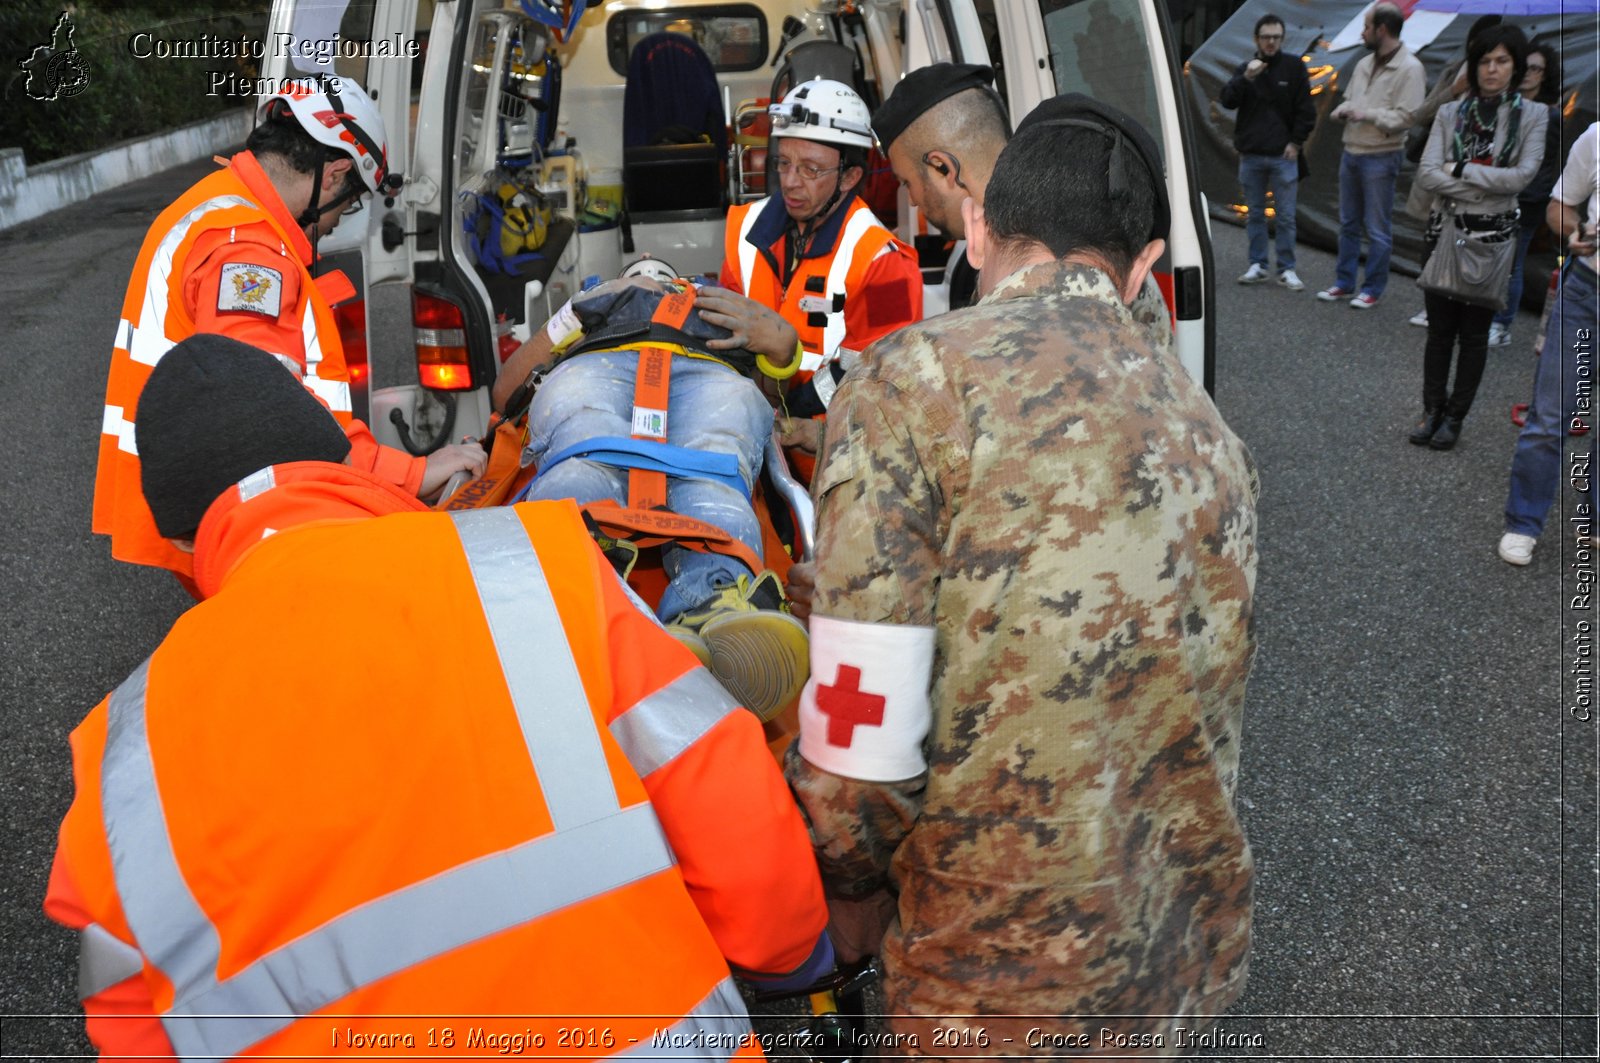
[1518,102,1564,210]
[1219,50,1315,156]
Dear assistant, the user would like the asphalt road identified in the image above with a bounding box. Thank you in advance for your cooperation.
[0,158,1594,1060]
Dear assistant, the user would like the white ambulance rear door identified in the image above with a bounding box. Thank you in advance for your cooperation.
[898,0,1218,391]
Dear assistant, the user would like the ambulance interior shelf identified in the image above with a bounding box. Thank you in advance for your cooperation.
[462,153,581,329]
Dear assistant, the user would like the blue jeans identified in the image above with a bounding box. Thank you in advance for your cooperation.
[1334,149,1403,298]
[1240,153,1298,271]
[1492,210,1542,329]
[523,351,773,621]
[1503,260,1598,537]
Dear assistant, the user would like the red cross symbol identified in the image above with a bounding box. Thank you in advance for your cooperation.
[816,664,887,748]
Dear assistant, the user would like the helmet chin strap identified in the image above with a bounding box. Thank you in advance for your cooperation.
[296,158,363,259]
[296,158,327,230]
[794,170,847,232]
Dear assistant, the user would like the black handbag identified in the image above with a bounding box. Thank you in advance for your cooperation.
[1416,202,1515,312]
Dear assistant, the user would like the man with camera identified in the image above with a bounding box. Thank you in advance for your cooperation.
[1219,13,1315,291]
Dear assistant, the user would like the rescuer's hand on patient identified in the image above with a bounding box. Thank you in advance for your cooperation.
[784,561,815,623]
[420,441,487,499]
[695,287,801,365]
[778,415,823,456]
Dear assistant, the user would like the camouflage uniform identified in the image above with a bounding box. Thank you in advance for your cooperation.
[785,259,1259,1057]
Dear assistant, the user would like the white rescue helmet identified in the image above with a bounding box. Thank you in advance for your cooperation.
[258,76,401,196]
[620,256,680,284]
[768,78,875,151]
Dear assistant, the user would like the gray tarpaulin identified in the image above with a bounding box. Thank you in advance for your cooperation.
[1184,0,1597,292]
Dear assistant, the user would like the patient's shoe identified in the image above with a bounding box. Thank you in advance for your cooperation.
[668,571,809,721]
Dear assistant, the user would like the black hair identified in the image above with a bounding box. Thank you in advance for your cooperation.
[245,113,335,176]
[1529,41,1561,105]
[839,145,869,173]
[1466,14,1502,47]
[1253,14,1284,38]
[1370,4,1404,40]
[983,120,1156,282]
[1466,23,1528,97]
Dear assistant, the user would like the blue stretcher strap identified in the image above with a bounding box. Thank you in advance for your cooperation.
[521,436,749,501]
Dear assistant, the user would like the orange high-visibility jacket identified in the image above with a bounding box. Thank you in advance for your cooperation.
[92,151,422,577]
[721,194,921,405]
[47,466,827,1060]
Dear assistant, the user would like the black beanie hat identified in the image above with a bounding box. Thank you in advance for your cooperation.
[872,63,999,152]
[137,334,351,539]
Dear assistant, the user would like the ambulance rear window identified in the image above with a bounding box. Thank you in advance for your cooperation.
[1037,0,1166,163]
[605,5,768,76]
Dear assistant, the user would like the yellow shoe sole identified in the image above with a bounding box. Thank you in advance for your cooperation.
[699,610,810,722]
[665,624,713,669]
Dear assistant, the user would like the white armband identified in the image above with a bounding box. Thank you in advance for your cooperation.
[798,614,935,781]
[544,298,582,347]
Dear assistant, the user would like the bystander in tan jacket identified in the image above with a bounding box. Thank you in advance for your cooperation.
[1335,42,1426,154]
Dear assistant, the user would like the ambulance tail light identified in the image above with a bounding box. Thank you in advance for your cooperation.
[413,289,474,391]
[332,299,368,386]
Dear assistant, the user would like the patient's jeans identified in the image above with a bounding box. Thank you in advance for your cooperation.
[524,351,772,621]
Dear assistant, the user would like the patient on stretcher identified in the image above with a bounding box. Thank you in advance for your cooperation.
[494,275,807,720]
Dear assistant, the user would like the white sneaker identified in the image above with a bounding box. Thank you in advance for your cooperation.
[1278,269,1305,291]
[1408,309,1429,328]
[1488,323,1511,347]
[1498,532,1537,566]
[1238,263,1271,284]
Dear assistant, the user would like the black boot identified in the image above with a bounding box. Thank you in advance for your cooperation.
[1429,415,1465,450]
[1408,408,1445,445]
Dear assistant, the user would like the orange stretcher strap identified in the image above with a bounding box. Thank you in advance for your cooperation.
[437,414,531,511]
[627,285,697,511]
[582,502,765,579]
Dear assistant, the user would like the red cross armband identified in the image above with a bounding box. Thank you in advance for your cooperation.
[798,614,935,781]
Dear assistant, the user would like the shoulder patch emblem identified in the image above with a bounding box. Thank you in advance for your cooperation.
[218,263,284,318]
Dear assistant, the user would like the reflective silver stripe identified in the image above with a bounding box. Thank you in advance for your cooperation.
[78,923,144,1000]
[166,804,675,1060]
[610,668,740,779]
[820,205,884,364]
[812,362,840,409]
[451,507,620,830]
[301,307,353,414]
[615,978,753,1060]
[100,658,226,1001]
[101,404,138,456]
[122,195,254,367]
[99,508,687,1061]
[735,199,763,297]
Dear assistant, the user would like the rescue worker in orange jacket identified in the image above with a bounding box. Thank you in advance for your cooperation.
[49,334,834,1060]
[718,79,922,466]
[93,76,485,581]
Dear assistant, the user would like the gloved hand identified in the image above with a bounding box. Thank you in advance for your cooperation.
[740,932,837,995]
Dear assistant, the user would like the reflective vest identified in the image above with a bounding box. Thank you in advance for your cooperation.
[725,195,899,387]
[49,493,823,1059]
[92,152,355,576]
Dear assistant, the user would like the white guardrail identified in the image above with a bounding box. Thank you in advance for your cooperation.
[0,106,251,231]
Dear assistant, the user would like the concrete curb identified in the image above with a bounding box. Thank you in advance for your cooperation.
[0,106,252,231]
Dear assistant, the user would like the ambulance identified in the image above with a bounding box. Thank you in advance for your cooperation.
[259,0,1216,457]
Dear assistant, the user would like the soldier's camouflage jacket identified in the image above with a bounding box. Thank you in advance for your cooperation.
[784,259,1260,1055]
